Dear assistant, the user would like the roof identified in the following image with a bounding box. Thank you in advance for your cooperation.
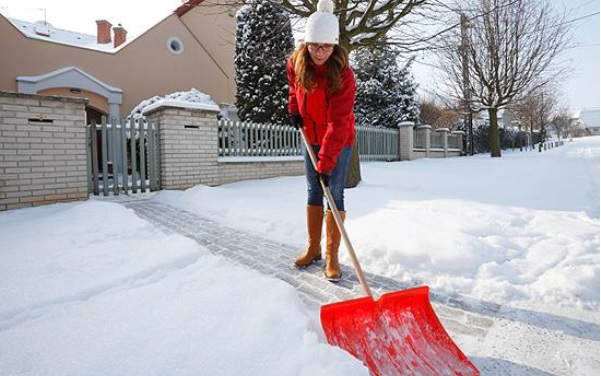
[5,1,207,51]
[175,0,206,17]
[579,109,600,127]
[7,18,120,52]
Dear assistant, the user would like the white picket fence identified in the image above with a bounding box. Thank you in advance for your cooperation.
[217,120,404,162]
[85,117,160,196]
[218,120,301,157]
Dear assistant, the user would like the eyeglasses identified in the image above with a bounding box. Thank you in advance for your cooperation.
[307,43,334,53]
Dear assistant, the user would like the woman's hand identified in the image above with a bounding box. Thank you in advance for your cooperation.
[317,172,330,187]
[289,114,303,129]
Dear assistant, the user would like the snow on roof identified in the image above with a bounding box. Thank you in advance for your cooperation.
[132,89,220,118]
[8,18,123,52]
[579,109,600,127]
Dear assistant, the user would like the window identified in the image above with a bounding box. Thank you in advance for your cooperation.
[167,37,184,55]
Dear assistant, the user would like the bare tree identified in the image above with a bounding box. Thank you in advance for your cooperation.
[513,93,539,149]
[513,87,557,150]
[278,0,428,50]
[438,0,570,157]
[419,100,441,126]
[419,100,460,129]
[551,108,574,140]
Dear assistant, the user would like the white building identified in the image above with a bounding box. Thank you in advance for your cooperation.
[571,108,600,136]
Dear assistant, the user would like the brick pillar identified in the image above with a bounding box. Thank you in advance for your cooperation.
[417,125,432,157]
[398,121,414,161]
[96,20,112,44]
[113,26,127,48]
[0,92,88,211]
[145,104,221,190]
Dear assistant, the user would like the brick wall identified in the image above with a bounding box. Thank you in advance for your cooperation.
[218,160,304,185]
[0,92,88,210]
[145,105,304,190]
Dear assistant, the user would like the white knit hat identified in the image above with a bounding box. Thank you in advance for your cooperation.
[304,0,339,45]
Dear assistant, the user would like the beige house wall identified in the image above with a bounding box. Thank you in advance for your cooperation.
[39,88,109,115]
[179,4,237,92]
[0,2,236,117]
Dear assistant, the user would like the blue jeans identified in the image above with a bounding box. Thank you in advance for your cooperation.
[303,144,352,211]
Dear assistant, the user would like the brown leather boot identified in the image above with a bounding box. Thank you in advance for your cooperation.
[294,205,324,268]
[325,209,345,282]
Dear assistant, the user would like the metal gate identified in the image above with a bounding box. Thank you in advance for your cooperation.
[86,117,160,196]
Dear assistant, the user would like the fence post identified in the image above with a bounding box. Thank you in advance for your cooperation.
[417,125,432,157]
[129,117,138,193]
[90,120,100,196]
[398,121,414,161]
[121,118,129,192]
[139,118,147,192]
[101,117,109,196]
[111,119,119,195]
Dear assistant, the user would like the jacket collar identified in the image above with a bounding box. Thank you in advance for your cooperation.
[309,60,328,74]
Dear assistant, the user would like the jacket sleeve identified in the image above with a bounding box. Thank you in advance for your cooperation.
[317,66,356,174]
[286,59,300,115]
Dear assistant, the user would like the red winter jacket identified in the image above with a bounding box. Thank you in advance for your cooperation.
[287,58,356,174]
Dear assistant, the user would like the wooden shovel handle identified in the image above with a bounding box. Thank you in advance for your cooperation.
[299,128,373,298]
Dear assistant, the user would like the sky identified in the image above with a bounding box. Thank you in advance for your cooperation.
[0,0,182,38]
[1,0,598,112]
[1,133,599,375]
[557,0,600,111]
[410,0,600,112]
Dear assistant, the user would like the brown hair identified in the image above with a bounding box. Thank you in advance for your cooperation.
[291,44,349,93]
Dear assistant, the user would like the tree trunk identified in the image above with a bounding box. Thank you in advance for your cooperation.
[488,107,501,157]
[345,141,362,188]
[529,118,534,150]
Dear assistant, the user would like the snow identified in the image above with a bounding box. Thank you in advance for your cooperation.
[1,136,599,375]
[130,88,220,118]
[7,18,123,52]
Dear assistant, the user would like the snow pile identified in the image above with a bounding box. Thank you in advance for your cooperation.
[0,201,367,375]
[129,88,220,119]
[156,137,600,310]
[0,136,598,375]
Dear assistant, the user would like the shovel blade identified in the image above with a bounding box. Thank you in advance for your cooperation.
[320,286,479,376]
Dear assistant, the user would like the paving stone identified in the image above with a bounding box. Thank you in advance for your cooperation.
[108,195,494,342]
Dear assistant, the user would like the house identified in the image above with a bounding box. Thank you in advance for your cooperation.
[0,0,237,123]
[571,108,600,136]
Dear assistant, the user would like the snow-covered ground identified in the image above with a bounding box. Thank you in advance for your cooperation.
[1,136,598,375]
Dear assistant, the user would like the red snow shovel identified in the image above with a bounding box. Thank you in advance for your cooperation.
[299,128,479,376]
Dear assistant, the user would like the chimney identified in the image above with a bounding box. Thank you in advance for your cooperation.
[96,20,112,44]
[113,25,127,48]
